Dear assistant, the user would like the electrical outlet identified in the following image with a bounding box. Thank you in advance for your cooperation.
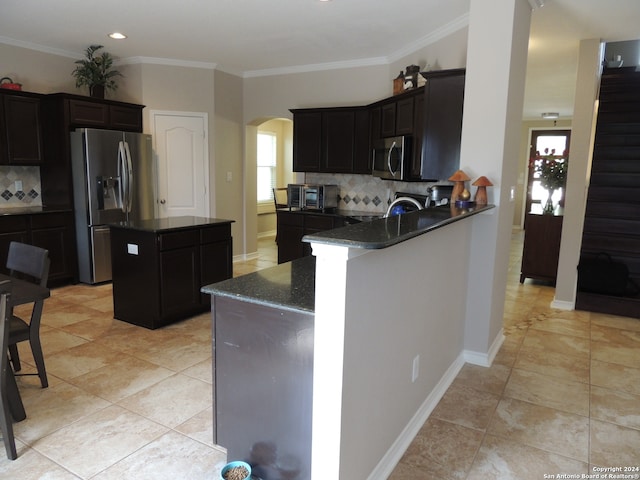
[226,171,233,182]
[412,355,420,383]
[15,180,22,192]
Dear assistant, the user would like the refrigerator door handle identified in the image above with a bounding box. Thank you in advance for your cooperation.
[118,141,128,214]
[123,141,134,214]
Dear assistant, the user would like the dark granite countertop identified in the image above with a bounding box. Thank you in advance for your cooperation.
[303,204,495,249]
[277,208,382,222]
[202,256,316,314]
[109,215,234,233]
[0,206,73,216]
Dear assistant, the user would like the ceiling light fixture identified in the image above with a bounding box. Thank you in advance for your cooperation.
[541,112,559,119]
[108,32,127,40]
[527,0,544,9]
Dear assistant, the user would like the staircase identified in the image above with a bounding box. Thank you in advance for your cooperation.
[576,66,640,318]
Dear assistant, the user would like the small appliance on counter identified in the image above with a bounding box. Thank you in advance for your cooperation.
[429,184,454,207]
[287,184,338,211]
[386,186,454,216]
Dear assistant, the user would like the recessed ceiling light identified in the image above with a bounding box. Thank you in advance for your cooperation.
[541,112,559,119]
[108,32,127,40]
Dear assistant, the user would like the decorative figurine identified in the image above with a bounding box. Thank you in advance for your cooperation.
[448,169,471,203]
[472,176,493,205]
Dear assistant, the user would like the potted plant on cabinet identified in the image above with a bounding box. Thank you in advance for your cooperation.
[72,45,122,98]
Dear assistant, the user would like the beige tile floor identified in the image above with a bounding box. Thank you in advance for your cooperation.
[1,232,639,479]
[390,230,640,479]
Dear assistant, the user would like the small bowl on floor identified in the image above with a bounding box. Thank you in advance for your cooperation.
[220,460,252,480]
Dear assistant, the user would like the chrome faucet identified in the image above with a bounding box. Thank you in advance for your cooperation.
[383,197,425,218]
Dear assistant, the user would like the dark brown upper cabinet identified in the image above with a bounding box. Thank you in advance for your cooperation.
[292,106,370,174]
[0,91,44,165]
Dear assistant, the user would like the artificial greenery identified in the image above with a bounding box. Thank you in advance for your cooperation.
[529,148,569,191]
[72,45,122,93]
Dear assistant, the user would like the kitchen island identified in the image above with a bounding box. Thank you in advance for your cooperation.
[202,204,494,480]
[110,216,233,329]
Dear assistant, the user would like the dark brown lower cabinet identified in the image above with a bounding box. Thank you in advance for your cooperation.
[0,211,77,286]
[276,211,353,263]
[111,219,232,329]
[520,211,563,283]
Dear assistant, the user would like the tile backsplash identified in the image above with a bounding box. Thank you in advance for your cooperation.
[0,166,42,208]
[305,173,447,214]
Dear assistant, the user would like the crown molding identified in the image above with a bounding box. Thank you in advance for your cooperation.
[118,56,216,70]
[387,13,469,64]
[243,56,388,79]
[0,35,78,59]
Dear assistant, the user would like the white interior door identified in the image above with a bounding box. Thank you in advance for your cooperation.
[152,111,209,218]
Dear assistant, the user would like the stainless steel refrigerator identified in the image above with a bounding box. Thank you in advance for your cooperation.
[70,128,156,284]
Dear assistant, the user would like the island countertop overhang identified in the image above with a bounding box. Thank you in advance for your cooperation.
[109,215,234,233]
[302,204,495,249]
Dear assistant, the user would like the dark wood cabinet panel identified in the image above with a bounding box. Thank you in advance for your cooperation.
[395,97,414,135]
[520,212,563,283]
[0,215,29,275]
[29,212,77,286]
[421,70,465,181]
[68,99,109,127]
[0,212,76,285]
[292,107,369,174]
[409,93,425,179]
[201,240,232,303]
[160,246,200,316]
[111,221,232,329]
[292,111,322,172]
[353,108,371,174]
[322,110,355,173]
[66,98,143,131]
[109,104,144,131]
[381,102,396,137]
[277,223,305,264]
[277,211,345,263]
[1,93,44,165]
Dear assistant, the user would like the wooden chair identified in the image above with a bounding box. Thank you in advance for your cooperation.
[0,279,17,459]
[273,187,288,210]
[6,242,50,388]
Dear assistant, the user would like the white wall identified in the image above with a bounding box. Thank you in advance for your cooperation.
[554,39,603,308]
[459,0,531,357]
[311,216,473,478]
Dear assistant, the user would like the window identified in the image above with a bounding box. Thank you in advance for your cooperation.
[257,132,277,204]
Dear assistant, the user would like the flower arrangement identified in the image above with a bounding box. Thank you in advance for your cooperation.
[529,148,568,191]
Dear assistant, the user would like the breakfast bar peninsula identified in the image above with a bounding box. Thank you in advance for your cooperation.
[203,204,495,480]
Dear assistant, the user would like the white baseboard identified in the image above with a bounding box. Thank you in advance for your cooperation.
[232,252,260,263]
[366,353,466,480]
[463,329,505,367]
[551,298,575,310]
[258,230,276,239]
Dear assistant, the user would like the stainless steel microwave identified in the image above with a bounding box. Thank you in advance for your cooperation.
[287,184,338,211]
[372,135,413,181]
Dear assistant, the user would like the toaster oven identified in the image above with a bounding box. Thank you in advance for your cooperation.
[287,184,338,211]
